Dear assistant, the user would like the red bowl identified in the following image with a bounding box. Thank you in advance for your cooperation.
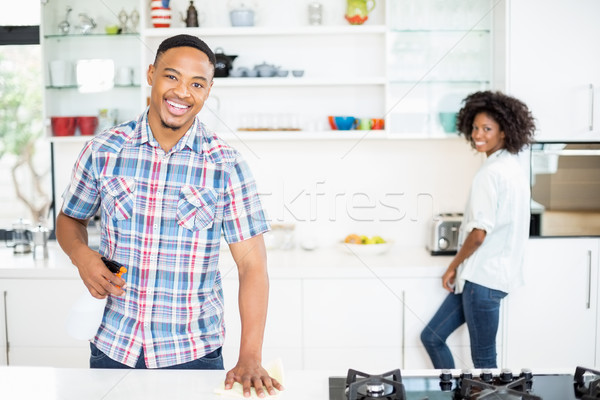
[51,117,77,136]
[77,116,99,136]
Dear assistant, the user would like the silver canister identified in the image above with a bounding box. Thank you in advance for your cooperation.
[31,224,50,260]
[308,2,323,25]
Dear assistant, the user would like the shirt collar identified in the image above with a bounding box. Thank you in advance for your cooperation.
[135,107,204,154]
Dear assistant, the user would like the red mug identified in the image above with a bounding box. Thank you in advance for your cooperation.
[77,116,99,136]
[51,117,77,136]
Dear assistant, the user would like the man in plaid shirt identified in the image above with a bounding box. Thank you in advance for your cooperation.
[56,34,282,397]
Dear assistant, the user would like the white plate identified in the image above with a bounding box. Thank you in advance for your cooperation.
[339,241,392,256]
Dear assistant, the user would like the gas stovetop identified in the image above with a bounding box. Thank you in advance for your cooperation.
[328,366,600,400]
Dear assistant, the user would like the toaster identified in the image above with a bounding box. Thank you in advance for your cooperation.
[427,213,463,256]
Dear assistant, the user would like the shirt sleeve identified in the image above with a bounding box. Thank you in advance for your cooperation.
[221,154,270,243]
[463,169,498,234]
[61,140,101,220]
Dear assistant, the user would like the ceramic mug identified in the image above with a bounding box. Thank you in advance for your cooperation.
[358,118,373,130]
[371,118,385,130]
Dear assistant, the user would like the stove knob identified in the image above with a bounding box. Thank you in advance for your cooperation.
[460,369,473,380]
[439,369,453,392]
[480,369,493,383]
[438,237,450,250]
[520,368,534,390]
[519,368,533,381]
[500,369,513,383]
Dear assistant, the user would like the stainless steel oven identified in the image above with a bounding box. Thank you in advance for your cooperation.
[530,142,600,237]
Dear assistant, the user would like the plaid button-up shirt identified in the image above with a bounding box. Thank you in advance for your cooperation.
[62,109,269,368]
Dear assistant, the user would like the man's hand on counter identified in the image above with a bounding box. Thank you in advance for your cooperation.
[224,357,284,398]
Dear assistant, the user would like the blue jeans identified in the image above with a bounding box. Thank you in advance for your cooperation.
[420,281,507,369]
[89,343,224,370]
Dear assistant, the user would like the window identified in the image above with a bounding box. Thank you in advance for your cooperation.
[0,1,49,228]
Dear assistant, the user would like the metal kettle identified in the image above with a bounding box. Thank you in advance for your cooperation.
[214,47,238,78]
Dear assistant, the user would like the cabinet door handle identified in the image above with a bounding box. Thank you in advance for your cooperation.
[3,290,8,365]
[586,250,592,309]
[589,84,595,131]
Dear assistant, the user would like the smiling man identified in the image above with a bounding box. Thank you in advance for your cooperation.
[56,35,282,398]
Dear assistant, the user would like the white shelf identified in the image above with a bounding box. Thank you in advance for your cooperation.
[141,25,387,38]
[213,77,386,87]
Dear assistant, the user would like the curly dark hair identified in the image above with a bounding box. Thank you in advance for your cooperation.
[456,91,536,154]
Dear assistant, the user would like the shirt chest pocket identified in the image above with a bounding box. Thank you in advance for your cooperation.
[101,177,136,221]
[177,185,218,231]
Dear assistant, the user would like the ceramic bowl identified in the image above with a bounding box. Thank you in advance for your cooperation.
[329,116,355,130]
[339,241,393,256]
[292,70,304,77]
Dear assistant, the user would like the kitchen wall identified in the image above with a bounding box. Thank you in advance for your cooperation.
[53,136,483,247]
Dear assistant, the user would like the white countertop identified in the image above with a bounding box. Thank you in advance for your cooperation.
[0,242,452,280]
[0,366,447,400]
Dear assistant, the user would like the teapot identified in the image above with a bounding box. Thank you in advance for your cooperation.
[345,0,376,25]
[214,47,238,78]
[228,0,257,27]
[180,0,200,27]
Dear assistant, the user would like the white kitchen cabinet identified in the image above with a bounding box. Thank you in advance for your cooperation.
[507,0,600,141]
[302,278,403,371]
[221,276,304,370]
[504,238,599,370]
[400,278,472,370]
[386,0,497,137]
[0,278,90,367]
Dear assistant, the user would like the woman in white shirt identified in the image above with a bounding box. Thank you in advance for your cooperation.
[421,91,536,369]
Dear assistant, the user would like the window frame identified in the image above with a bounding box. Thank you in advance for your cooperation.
[0,25,40,46]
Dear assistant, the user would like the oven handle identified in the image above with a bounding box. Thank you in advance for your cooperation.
[587,250,592,309]
[3,290,8,365]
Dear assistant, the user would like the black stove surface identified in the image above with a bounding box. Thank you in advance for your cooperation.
[329,374,579,400]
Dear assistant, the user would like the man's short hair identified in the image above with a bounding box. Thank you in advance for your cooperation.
[154,34,216,71]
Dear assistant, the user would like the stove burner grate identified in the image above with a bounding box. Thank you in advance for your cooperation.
[459,377,541,400]
[345,369,406,400]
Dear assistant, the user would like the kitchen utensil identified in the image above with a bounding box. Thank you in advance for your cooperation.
[308,2,323,25]
[104,25,119,35]
[31,224,50,260]
[77,13,97,34]
[228,0,257,26]
[49,60,72,87]
[77,116,99,136]
[345,0,376,25]
[328,116,356,130]
[276,69,289,77]
[358,118,372,130]
[118,9,129,33]
[438,112,457,133]
[76,59,115,93]
[340,240,392,256]
[214,48,238,77]
[150,1,172,28]
[181,1,200,27]
[427,213,462,255]
[291,70,304,77]
[254,62,278,77]
[8,219,33,254]
[57,6,72,35]
[371,117,385,130]
[51,116,77,136]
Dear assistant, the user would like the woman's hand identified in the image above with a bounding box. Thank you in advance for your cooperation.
[442,266,457,292]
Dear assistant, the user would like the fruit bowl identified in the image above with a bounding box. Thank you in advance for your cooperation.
[339,241,392,256]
